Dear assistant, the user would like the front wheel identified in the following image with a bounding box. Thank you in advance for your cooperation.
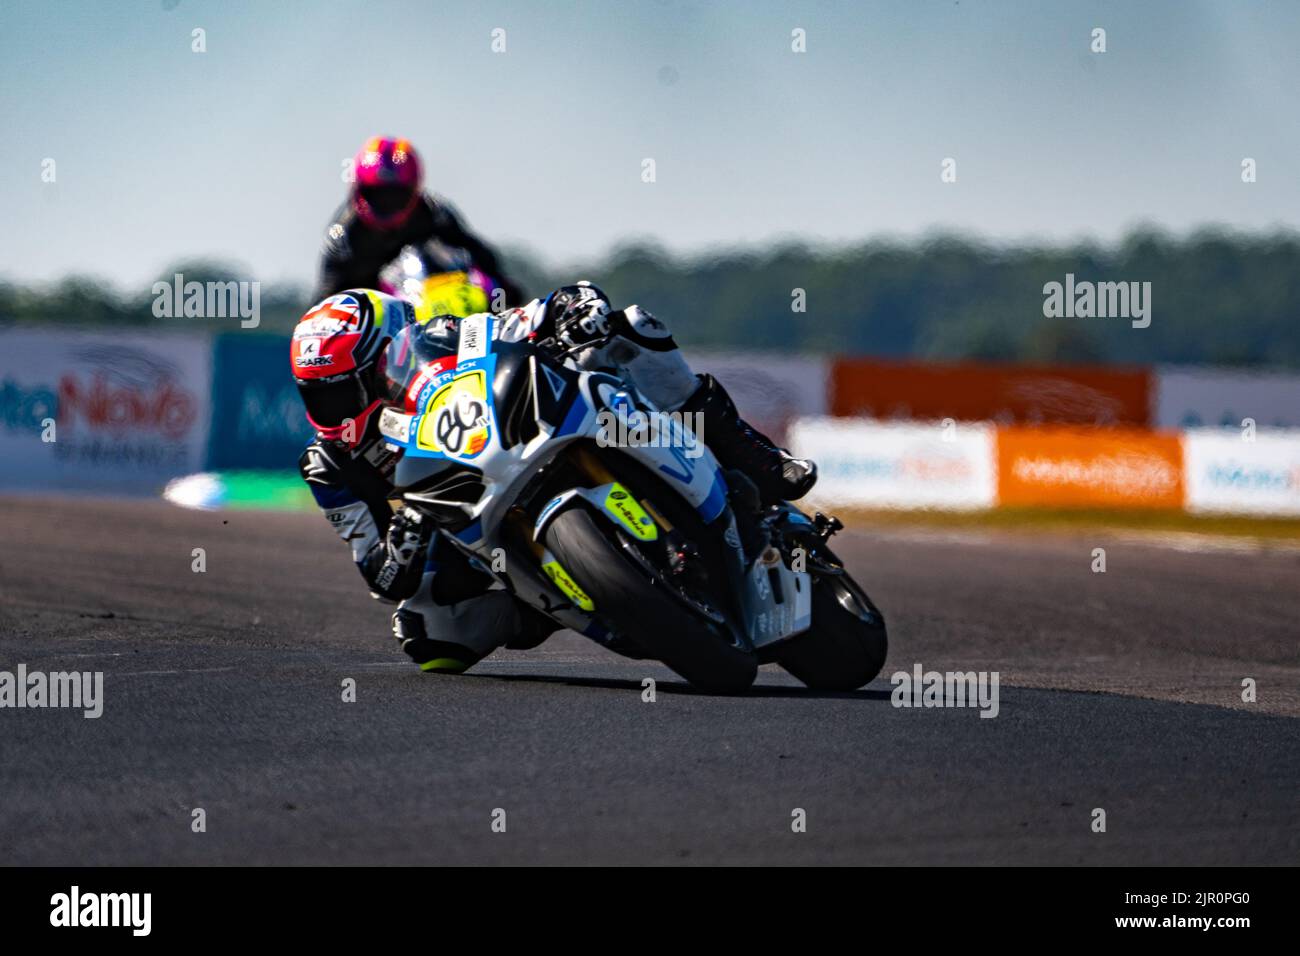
[773,574,887,691]
[545,507,757,694]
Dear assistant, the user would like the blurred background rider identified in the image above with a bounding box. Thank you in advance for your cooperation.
[314,136,526,307]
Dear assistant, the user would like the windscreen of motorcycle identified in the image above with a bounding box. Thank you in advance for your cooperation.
[382,320,460,410]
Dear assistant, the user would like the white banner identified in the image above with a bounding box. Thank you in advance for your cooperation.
[1183,429,1300,515]
[692,352,829,445]
[789,418,997,509]
[1156,367,1300,429]
[0,328,213,494]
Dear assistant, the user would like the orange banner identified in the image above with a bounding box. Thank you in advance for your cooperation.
[997,426,1184,509]
[831,359,1153,426]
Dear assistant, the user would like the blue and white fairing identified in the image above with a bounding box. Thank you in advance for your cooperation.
[379,311,812,650]
[377,312,729,549]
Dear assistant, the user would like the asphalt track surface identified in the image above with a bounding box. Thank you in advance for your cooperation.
[1,496,1296,865]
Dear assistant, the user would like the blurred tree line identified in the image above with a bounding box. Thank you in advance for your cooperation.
[2,228,1297,368]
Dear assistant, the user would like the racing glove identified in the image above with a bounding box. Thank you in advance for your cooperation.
[367,507,434,602]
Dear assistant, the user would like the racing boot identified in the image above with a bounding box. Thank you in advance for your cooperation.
[392,606,480,674]
[678,374,817,504]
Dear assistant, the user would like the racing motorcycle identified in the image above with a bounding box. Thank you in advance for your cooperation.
[378,241,502,323]
[376,313,888,693]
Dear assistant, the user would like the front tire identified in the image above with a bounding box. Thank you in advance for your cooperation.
[775,574,887,691]
[545,507,757,694]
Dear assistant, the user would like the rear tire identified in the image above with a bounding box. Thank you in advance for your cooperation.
[545,507,757,694]
[775,574,887,691]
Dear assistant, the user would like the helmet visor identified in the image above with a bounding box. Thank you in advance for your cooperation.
[299,375,370,429]
[360,184,415,217]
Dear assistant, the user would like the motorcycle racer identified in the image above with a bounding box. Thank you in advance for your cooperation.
[314,136,525,306]
[292,288,556,673]
[291,283,817,674]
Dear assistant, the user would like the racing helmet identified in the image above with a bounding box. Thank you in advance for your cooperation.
[351,136,423,230]
[291,290,415,444]
[543,281,611,334]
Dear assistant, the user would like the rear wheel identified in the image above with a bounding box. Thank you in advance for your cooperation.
[774,573,887,691]
[545,506,757,694]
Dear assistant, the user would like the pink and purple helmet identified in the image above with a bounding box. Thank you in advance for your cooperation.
[352,136,423,230]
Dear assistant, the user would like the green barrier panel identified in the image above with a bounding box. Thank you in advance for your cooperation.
[163,471,314,511]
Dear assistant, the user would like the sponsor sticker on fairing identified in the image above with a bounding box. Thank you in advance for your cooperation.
[378,407,413,445]
[457,313,491,363]
[415,369,492,458]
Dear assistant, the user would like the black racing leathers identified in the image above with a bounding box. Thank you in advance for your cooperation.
[314,193,524,305]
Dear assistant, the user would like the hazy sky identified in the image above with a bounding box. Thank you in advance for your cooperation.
[4,0,1298,290]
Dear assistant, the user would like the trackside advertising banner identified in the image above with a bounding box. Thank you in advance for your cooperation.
[205,334,314,470]
[1182,429,1300,515]
[996,426,1185,509]
[789,418,997,509]
[1155,366,1300,429]
[0,328,212,494]
[791,418,1300,514]
[5,331,1300,519]
[831,358,1153,426]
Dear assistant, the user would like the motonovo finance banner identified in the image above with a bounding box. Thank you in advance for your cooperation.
[788,418,997,509]
[1183,429,1300,515]
[0,328,212,493]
